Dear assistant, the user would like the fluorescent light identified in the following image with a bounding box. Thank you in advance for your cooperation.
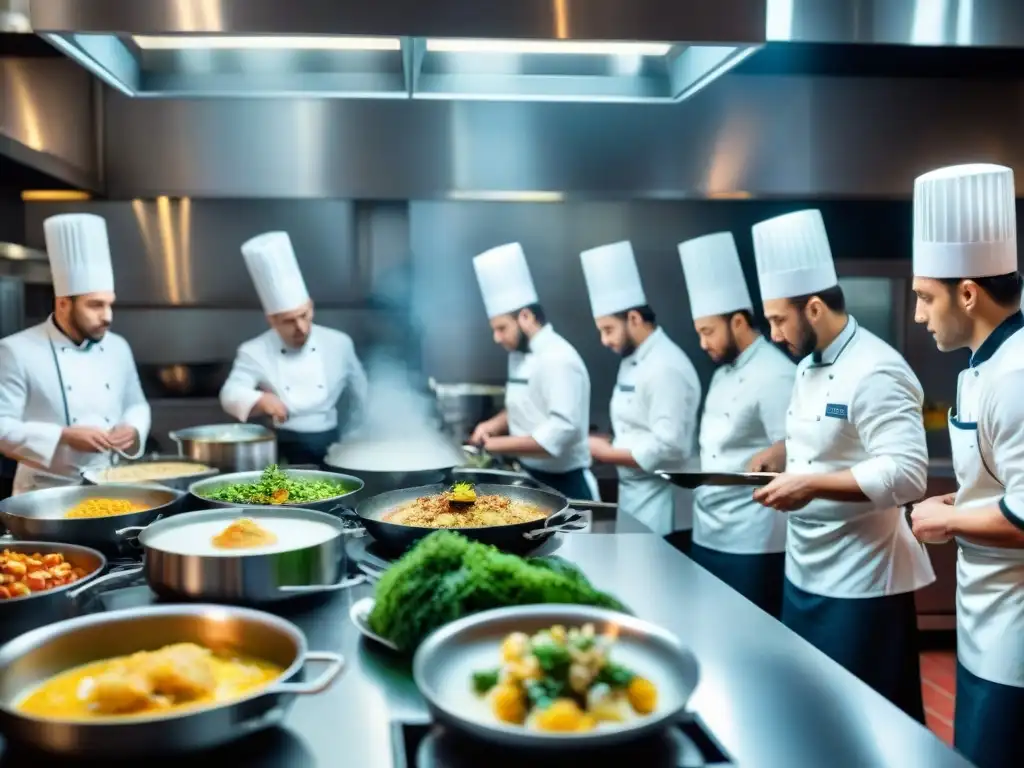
[132,35,401,51]
[21,190,92,202]
[448,191,564,203]
[425,39,671,56]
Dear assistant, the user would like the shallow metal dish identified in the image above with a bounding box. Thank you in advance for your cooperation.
[0,542,107,645]
[0,604,345,757]
[189,468,364,515]
[657,471,776,489]
[0,484,186,550]
[413,604,700,749]
[82,456,220,491]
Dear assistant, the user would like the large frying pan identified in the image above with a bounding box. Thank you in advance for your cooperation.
[340,483,590,556]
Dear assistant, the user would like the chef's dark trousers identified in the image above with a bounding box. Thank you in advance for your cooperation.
[523,467,594,501]
[276,428,337,468]
[954,661,1024,768]
[664,528,693,556]
[689,543,785,618]
[782,579,925,723]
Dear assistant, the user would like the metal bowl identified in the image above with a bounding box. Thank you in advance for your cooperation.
[82,456,220,491]
[189,468,364,515]
[0,604,345,757]
[0,484,186,550]
[413,604,700,749]
[0,542,107,645]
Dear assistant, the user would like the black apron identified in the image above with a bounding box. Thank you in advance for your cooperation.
[275,428,337,468]
[523,467,595,501]
[689,543,785,618]
[954,660,1024,768]
[782,580,925,723]
[663,529,693,556]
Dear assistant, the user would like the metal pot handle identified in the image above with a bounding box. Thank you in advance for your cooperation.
[522,508,588,541]
[269,651,346,695]
[278,573,367,594]
[167,430,184,458]
[334,507,367,536]
[67,564,145,601]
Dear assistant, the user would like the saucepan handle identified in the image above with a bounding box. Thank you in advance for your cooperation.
[67,564,145,601]
[334,507,367,536]
[523,508,588,541]
[269,651,346,695]
[567,499,618,510]
[278,573,367,594]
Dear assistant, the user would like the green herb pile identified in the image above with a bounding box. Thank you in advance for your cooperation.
[367,531,628,652]
[200,464,357,504]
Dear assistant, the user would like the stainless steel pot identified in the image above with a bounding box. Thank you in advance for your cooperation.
[169,423,277,473]
[429,380,505,444]
[0,604,345,757]
[188,468,364,515]
[0,542,107,645]
[82,455,220,491]
[0,484,186,551]
[99,507,365,603]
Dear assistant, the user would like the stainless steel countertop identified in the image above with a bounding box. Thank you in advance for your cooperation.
[0,531,970,768]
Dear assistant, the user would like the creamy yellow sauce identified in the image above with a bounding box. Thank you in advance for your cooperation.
[99,462,213,483]
[17,643,283,720]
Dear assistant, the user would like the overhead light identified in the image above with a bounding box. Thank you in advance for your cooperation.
[448,191,565,203]
[132,35,402,51]
[21,190,92,202]
[425,39,672,56]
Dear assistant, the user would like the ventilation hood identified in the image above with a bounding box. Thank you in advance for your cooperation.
[29,0,766,102]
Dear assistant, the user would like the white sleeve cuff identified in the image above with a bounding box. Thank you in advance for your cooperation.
[221,388,263,423]
[532,421,572,458]
[631,436,680,474]
[1000,497,1024,531]
[22,422,64,468]
[849,455,900,508]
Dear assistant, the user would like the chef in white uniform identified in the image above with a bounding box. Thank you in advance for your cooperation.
[468,243,597,501]
[679,232,795,616]
[579,240,701,539]
[0,213,150,494]
[907,163,1024,768]
[749,209,935,720]
[220,231,368,466]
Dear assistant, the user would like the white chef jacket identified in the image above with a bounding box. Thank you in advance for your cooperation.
[946,314,1024,687]
[220,325,367,435]
[694,336,794,554]
[0,318,150,494]
[507,324,592,475]
[784,317,935,598]
[610,327,700,536]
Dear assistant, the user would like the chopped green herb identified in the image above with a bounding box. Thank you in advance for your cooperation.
[201,464,356,505]
[471,668,501,694]
[596,662,635,688]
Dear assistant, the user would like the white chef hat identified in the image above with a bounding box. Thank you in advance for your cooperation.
[751,209,838,302]
[580,240,647,318]
[43,213,114,298]
[678,232,753,320]
[913,163,1018,279]
[241,231,310,316]
[473,243,539,318]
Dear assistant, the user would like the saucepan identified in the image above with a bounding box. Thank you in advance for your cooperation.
[187,468,365,515]
[82,455,220,491]
[0,604,345,757]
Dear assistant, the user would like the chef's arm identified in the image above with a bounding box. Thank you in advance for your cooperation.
[117,350,151,450]
[219,347,265,422]
[0,342,63,467]
[489,360,584,458]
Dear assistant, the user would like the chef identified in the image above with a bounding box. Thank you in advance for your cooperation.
[468,243,597,500]
[219,231,368,466]
[907,163,1024,768]
[679,232,795,616]
[749,209,935,720]
[0,213,150,494]
[578,240,700,539]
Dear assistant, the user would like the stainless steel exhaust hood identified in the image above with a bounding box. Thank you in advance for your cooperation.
[29,0,767,102]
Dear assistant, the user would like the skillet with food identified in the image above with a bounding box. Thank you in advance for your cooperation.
[344,482,589,555]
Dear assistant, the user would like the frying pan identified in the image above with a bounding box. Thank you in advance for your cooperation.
[657,471,776,489]
[340,483,591,556]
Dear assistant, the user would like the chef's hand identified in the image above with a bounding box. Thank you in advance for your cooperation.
[910,493,957,544]
[752,473,816,512]
[469,420,496,446]
[254,392,288,423]
[107,424,139,452]
[588,435,613,463]
[749,443,785,473]
[60,426,113,453]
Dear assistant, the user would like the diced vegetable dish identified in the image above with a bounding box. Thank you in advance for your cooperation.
[0,550,92,600]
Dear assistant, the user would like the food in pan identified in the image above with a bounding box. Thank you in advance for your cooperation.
[382,482,547,529]
[211,518,279,550]
[0,549,92,600]
[199,464,356,505]
[368,531,628,652]
[145,516,339,557]
[16,642,282,719]
[64,498,151,519]
[97,461,213,483]
[472,623,658,732]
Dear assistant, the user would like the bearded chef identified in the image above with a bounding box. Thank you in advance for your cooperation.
[219,231,368,466]
[0,213,150,494]
[679,232,795,616]
[749,209,935,720]
[907,163,1024,768]
[578,240,700,540]
[468,243,597,501]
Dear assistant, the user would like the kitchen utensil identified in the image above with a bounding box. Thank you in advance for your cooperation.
[349,597,399,651]
[92,506,364,603]
[0,542,106,645]
[657,471,776,489]
[188,467,364,515]
[169,423,277,473]
[413,604,700,749]
[82,455,220,491]
[0,604,345,757]
[0,484,186,550]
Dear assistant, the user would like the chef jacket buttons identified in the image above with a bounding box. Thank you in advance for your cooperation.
[816,416,821,421]
[281,349,286,355]
[828,374,834,380]
[65,386,71,392]
[105,383,110,390]
[318,384,324,389]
